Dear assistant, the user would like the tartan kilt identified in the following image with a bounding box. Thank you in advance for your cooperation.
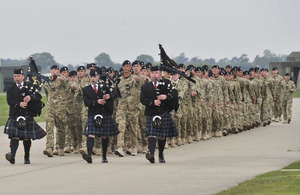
[4,116,47,140]
[145,113,178,138]
[84,115,119,137]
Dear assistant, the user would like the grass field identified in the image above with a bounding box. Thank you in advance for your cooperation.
[217,161,300,195]
[293,90,300,98]
[0,93,46,126]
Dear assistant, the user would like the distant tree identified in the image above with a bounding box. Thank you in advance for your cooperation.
[253,49,287,68]
[136,54,154,64]
[203,58,216,65]
[30,52,58,72]
[94,52,114,67]
[189,57,202,64]
[173,53,189,64]
[0,58,25,66]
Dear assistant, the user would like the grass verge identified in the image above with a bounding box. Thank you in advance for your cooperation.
[293,90,300,98]
[217,161,300,195]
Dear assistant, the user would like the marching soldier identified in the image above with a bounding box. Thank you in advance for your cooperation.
[115,60,140,157]
[43,65,68,157]
[281,73,296,124]
[270,67,284,122]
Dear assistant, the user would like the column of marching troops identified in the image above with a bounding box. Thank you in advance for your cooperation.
[41,61,296,158]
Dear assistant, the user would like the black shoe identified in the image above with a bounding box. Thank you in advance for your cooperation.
[145,151,155,164]
[126,150,131,155]
[5,153,15,164]
[102,157,108,163]
[159,155,166,163]
[24,158,31,164]
[222,131,228,136]
[82,153,92,164]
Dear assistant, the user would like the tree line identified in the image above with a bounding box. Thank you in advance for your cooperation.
[0,49,287,73]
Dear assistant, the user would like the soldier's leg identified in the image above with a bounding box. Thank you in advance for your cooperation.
[45,111,55,154]
[139,113,148,152]
[287,99,293,123]
[128,112,138,155]
[55,115,66,156]
[115,111,126,156]
[282,100,288,123]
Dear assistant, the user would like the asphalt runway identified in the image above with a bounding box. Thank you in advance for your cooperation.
[0,99,299,195]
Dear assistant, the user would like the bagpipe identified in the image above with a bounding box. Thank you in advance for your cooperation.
[93,70,118,128]
[23,57,47,117]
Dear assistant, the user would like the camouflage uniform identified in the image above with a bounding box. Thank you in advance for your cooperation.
[261,76,274,125]
[179,78,193,144]
[201,77,213,139]
[270,74,284,120]
[135,75,150,152]
[253,77,263,125]
[192,76,204,141]
[115,74,140,155]
[281,80,296,123]
[44,77,68,151]
[214,76,227,136]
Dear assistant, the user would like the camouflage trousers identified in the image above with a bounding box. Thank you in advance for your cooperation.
[200,104,210,138]
[45,108,66,150]
[64,112,82,149]
[282,99,293,121]
[180,104,193,139]
[116,110,139,149]
[223,104,231,131]
[262,98,273,123]
[172,109,182,139]
[137,106,147,147]
[273,94,282,118]
[256,98,262,123]
[192,105,202,137]
[212,106,223,136]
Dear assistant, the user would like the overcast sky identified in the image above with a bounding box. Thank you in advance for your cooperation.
[0,0,299,65]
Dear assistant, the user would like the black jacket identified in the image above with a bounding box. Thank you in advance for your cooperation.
[83,83,117,117]
[7,82,42,117]
[140,79,178,116]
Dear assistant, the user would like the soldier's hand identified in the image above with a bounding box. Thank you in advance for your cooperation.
[57,76,62,81]
[154,100,161,106]
[71,85,77,90]
[224,102,227,106]
[20,102,27,108]
[253,97,256,101]
[200,99,204,103]
[98,99,106,105]
[191,91,197,97]
[157,95,167,100]
[273,98,276,101]
[209,104,213,108]
[142,76,147,81]
[217,102,221,106]
[24,95,31,102]
[103,94,110,100]
[135,76,140,82]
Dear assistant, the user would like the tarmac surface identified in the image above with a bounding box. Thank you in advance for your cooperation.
[0,99,299,195]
